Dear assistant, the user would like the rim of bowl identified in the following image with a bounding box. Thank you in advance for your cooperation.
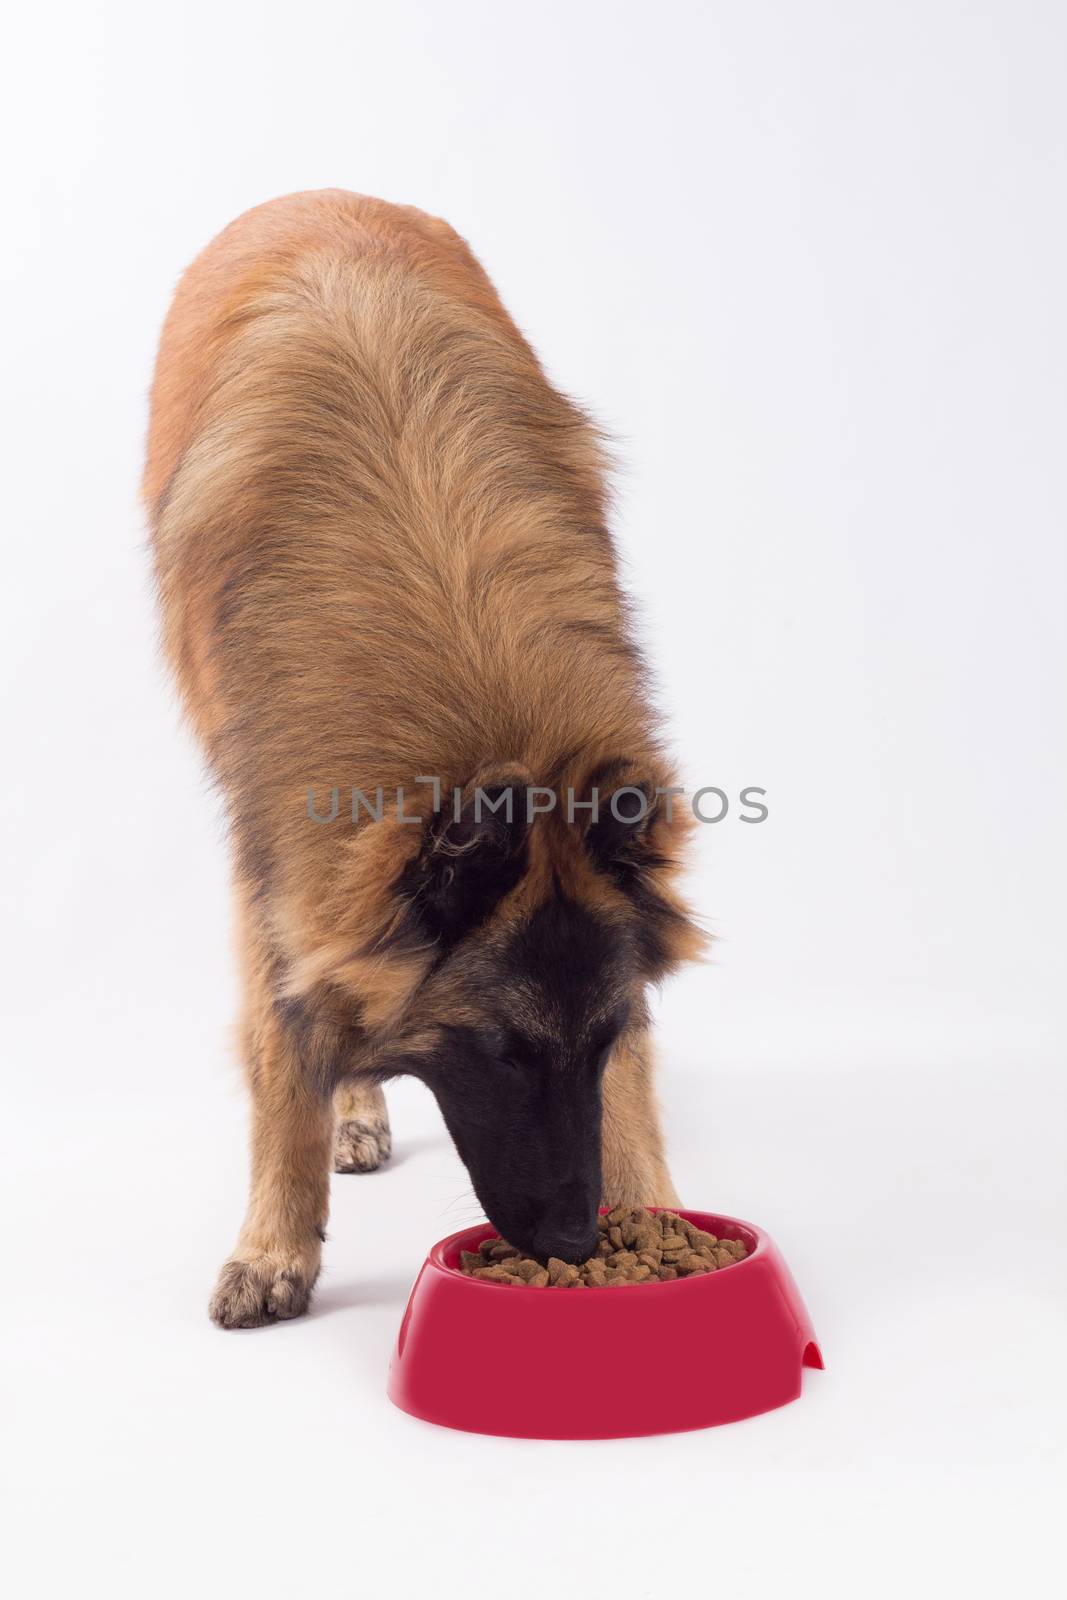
[429,1208,764,1292]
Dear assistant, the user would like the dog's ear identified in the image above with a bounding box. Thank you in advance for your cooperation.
[400,777,530,947]
[585,780,659,879]
[584,774,706,976]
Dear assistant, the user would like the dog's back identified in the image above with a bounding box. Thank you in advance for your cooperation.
[146,191,661,981]
[146,189,644,761]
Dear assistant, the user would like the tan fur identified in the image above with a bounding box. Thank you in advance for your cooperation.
[146,191,701,1326]
[601,1026,681,1208]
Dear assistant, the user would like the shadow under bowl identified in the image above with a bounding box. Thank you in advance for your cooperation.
[387,1208,823,1439]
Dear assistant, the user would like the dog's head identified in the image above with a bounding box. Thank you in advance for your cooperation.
[298,761,702,1261]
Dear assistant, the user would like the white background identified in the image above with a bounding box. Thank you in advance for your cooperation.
[3,3,1064,1596]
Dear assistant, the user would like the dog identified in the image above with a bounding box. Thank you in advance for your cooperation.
[144,190,702,1327]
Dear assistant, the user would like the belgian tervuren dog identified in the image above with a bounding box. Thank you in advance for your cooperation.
[145,191,702,1327]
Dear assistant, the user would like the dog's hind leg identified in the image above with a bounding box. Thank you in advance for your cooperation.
[600,1027,681,1209]
[332,1078,392,1173]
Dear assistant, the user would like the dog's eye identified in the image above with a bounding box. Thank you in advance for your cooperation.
[589,1009,630,1066]
[593,1042,615,1074]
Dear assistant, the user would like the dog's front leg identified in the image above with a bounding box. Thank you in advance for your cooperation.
[600,1027,681,1209]
[209,1000,334,1329]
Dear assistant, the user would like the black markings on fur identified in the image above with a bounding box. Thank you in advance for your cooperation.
[617,869,690,977]
[502,897,624,1038]
[272,990,362,1094]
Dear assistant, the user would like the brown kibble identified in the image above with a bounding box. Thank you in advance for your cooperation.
[620,1217,641,1247]
[472,1264,519,1284]
[677,1250,709,1274]
[459,1211,748,1289]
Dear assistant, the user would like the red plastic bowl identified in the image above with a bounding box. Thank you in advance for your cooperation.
[388,1208,823,1439]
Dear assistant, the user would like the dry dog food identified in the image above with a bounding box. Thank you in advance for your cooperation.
[459,1206,748,1287]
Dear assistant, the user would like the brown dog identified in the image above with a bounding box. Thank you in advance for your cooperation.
[145,191,702,1328]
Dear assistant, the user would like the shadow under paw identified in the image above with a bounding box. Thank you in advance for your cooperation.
[334,1118,392,1174]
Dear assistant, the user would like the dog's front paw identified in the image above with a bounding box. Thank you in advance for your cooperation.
[334,1118,392,1174]
[209,1251,320,1329]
